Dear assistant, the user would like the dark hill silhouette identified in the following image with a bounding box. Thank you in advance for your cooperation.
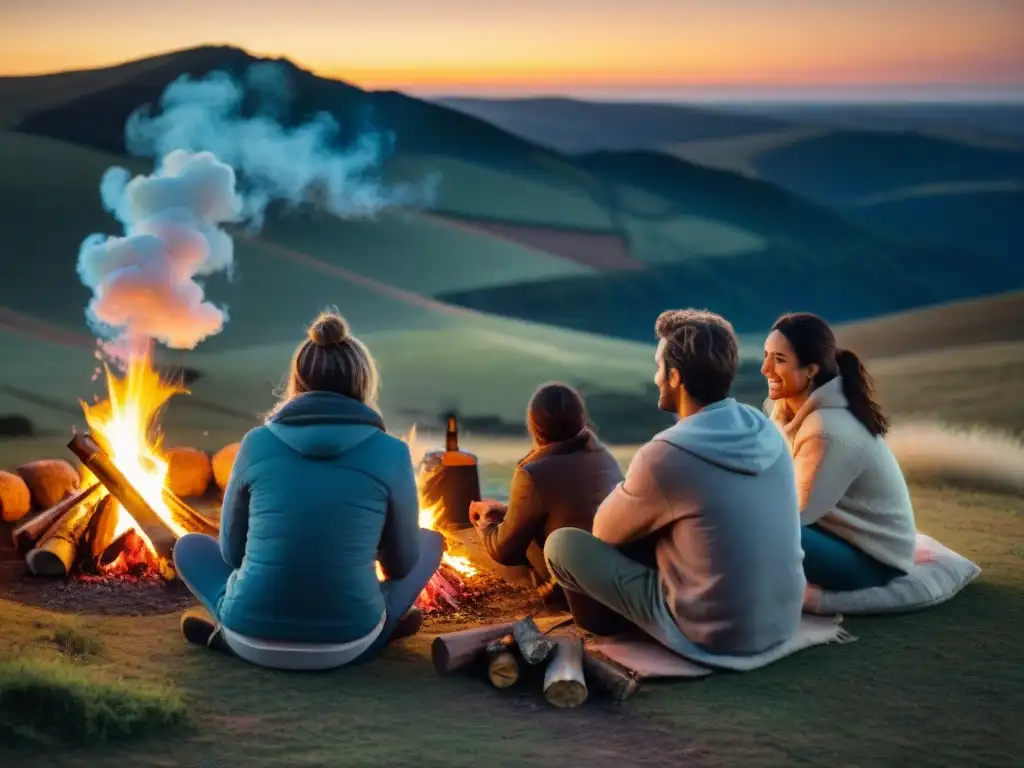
[13,45,556,166]
[754,129,1024,204]
[575,150,866,251]
[439,96,788,153]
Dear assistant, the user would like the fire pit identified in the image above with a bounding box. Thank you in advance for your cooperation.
[6,345,481,614]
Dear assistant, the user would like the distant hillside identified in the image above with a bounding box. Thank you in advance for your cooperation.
[438,97,788,153]
[834,290,1024,360]
[2,45,1020,348]
[436,151,1022,340]
[433,96,1024,277]
[710,102,1024,145]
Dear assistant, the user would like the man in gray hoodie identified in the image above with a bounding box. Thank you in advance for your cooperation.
[544,309,806,662]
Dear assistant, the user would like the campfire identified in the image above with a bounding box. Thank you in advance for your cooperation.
[9,344,478,612]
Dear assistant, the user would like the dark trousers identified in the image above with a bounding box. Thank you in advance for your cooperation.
[801,524,902,592]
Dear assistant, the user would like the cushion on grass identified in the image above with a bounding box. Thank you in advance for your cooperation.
[804,533,981,616]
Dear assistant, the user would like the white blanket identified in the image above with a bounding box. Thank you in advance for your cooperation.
[804,533,981,616]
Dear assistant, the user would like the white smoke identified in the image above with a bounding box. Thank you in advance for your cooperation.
[78,150,241,353]
[78,62,432,354]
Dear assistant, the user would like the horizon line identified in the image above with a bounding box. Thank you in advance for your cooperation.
[4,44,1022,106]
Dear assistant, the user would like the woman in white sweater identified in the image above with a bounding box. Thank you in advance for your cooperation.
[762,312,917,591]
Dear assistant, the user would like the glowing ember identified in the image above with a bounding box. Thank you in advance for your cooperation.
[78,342,187,569]
[372,426,479,611]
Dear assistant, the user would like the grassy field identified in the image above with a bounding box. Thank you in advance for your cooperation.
[0,295,1022,766]
[0,473,1020,767]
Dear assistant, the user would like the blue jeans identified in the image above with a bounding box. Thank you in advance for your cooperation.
[543,527,706,657]
[173,529,443,660]
[801,524,902,591]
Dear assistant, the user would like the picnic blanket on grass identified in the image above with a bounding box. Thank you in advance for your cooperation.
[588,614,854,678]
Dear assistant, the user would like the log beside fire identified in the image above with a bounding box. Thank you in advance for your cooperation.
[9,433,219,580]
[431,615,639,707]
[67,433,177,560]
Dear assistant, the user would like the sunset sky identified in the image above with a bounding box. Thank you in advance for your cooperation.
[2,0,1022,100]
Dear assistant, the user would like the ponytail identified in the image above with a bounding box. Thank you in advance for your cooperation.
[836,349,889,437]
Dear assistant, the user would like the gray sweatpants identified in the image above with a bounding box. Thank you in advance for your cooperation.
[543,526,705,657]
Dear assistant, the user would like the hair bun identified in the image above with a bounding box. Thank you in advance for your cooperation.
[308,312,349,346]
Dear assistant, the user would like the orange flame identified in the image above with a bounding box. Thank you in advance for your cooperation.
[79,342,187,559]
[374,425,478,584]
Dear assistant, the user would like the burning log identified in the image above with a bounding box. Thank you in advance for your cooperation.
[26,493,103,577]
[163,488,218,538]
[79,495,119,574]
[99,529,151,572]
[513,615,555,665]
[543,636,588,709]
[582,649,639,704]
[485,634,520,689]
[431,621,518,676]
[12,483,101,554]
[67,433,177,560]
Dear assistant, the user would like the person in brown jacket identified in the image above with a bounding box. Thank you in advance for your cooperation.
[469,382,623,609]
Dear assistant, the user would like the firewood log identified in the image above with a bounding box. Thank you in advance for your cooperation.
[26,494,103,577]
[68,433,177,560]
[513,615,555,665]
[431,621,517,676]
[0,470,32,523]
[16,459,79,509]
[485,634,520,689]
[163,488,218,537]
[12,483,101,554]
[79,495,119,574]
[582,649,639,703]
[543,636,588,709]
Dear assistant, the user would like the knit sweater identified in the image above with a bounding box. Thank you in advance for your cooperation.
[767,378,917,573]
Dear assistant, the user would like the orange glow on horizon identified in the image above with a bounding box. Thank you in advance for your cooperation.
[1,1,1021,94]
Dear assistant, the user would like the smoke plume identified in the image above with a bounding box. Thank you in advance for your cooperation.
[78,61,429,354]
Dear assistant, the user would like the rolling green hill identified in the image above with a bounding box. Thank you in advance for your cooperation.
[434,97,1024,277]
[2,45,1020,350]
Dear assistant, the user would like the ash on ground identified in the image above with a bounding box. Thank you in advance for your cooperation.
[2,521,536,621]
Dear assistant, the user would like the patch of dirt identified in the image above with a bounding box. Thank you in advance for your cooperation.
[421,571,538,633]
[1,518,534,622]
[0,520,197,616]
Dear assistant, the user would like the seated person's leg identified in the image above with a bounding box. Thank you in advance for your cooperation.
[526,539,572,612]
[544,527,675,643]
[801,524,903,591]
[172,533,233,649]
[357,528,444,661]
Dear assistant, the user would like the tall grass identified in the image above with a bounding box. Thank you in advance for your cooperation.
[887,419,1024,494]
[0,656,188,748]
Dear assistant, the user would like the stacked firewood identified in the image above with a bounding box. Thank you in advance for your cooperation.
[2,435,228,580]
[431,616,639,707]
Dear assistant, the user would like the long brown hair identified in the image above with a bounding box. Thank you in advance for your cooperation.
[527,382,588,445]
[771,312,889,437]
[272,310,380,415]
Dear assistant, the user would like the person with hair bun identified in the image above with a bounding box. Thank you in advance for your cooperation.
[172,310,442,669]
[468,382,623,611]
[763,312,917,591]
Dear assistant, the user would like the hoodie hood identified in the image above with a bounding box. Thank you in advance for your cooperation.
[265,392,385,460]
[775,377,848,440]
[654,398,785,475]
